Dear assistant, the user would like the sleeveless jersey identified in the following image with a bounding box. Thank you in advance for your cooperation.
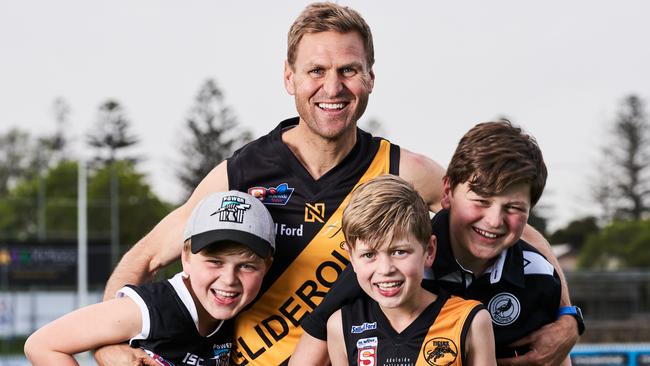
[118,273,233,366]
[342,292,484,366]
[227,117,400,365]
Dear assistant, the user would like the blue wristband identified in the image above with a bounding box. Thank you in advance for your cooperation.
[558,306,585,335]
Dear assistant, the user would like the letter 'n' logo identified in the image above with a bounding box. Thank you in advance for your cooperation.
[304,203,325,223]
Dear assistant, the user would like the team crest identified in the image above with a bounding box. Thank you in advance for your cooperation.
[211,195,250,223]
[248,183,294,205]
[213,342,232,366]
[422,337,458,366]
[357,337,378,366]
[488,292,521,326]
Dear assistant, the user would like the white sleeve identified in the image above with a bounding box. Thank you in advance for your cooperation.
[116,286,150,344]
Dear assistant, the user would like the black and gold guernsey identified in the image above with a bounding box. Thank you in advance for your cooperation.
[342,291,483,366]
[227,117,400,365]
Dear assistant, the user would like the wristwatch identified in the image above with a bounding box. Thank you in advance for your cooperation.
[558,306,585,335]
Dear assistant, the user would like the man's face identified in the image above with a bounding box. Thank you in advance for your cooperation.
[442,179,531,274]
[182,248,269,324]
[284,31,374,140]
[348,233,435,311]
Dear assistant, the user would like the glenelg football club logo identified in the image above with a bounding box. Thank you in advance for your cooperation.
[422,337,458,366]
[211,195,250,223]
[488,292,521,326]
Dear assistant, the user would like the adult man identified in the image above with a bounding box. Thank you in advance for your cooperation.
[96,3,578,366]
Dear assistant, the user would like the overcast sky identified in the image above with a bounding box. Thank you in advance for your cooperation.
[2,0,649,231]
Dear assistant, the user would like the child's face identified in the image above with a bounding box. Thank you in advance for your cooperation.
[182,248,269,321]
[442,179,531,272]
[347,233,435,311]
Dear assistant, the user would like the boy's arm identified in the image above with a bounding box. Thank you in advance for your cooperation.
[326,310,348,366]
[465,309,497,366]
[24,297,143,366]
[399,148,445,212]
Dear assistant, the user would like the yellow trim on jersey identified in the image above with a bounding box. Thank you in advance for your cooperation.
[416,296,482,366]
[232,140,392,365]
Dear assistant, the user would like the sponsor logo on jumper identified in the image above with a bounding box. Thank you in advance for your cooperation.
[358,347,376,366]
[423,337,458,366]
[305,203,326,223]
[248,183,294,205]
[275,223,304,237]
[357,337,378,366]
[231,248,350,365]
[212,195,250,223]
[384,356,413,366]
[351,322,377,334]
[488,292,521,326]
[182,351,206,365]
[357,337,378,349]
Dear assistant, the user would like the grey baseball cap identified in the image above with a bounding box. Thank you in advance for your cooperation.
[183,191,275,258]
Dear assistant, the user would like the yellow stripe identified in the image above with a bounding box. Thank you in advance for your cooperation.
[232,140,392,365]
[415,296,482,366]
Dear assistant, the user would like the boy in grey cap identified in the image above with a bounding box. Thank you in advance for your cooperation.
[25,191,274,366]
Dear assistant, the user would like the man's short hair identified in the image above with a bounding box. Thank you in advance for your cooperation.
[342,175,431,250]
[446,120,548,206]
[287,2,374,69]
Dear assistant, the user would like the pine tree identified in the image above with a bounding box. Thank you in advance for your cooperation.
[177,79,252,198]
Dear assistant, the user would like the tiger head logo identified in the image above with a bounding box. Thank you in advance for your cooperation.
[423,337,458,366]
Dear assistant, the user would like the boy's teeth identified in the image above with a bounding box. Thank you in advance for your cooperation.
[377,281,401,289]
[474,227,498,238]
[213,289,238,298]
[318,103,344,110]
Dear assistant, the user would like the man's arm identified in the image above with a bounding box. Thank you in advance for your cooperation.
[289,332,330,366]
[292,265,362,365]
[399,147,445,212]
[326,310,347,366]
[102,161,229,300]
[497,225,577,366]
[465,309,496,366]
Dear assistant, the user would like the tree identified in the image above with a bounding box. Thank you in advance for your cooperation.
[0,160,172,244]
[87,99,140,266]
[578,219,650,270]
[549,216,599,250]
[177,79,252,198]
[595,95,650,221]
[87,99,139,165]
[38,97,71,164]
[0,129,37,196]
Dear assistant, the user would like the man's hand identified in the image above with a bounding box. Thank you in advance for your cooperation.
[132,356,160,366]
[497,316,578,366]
[94,343,149,366]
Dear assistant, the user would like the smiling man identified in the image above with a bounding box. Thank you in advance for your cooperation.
[96,3,578,366]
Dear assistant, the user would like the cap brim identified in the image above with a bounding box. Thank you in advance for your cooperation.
[190,229,273,258]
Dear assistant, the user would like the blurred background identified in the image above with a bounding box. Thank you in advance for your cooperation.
[1,0,649,364]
